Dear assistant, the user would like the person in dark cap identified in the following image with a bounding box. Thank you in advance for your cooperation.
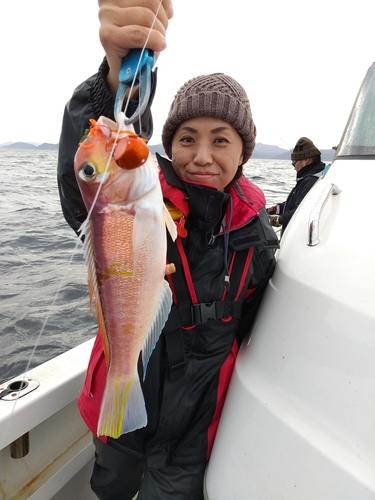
[57,1,278,499]
[267,137,327,235]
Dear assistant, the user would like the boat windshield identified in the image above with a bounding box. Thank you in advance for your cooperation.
[336,62,375,157]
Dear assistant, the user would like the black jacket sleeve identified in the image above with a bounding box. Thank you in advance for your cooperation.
[57,57,156,235]
[236,208,278,344]
[236,246,276,345]
[279,176,319,228]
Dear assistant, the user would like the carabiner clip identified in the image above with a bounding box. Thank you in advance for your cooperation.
[114,48,155,126]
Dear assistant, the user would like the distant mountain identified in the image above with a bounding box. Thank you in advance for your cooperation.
[148,143,166,156]
[149,142,336,162]
[0,142,58,150]
[0,142,164,154]
[251,143,287,159]
[0,141,336,161]
[37,143,59,151]
[268,147,336,162]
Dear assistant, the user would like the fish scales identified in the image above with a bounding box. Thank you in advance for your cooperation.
[93,208,168,375]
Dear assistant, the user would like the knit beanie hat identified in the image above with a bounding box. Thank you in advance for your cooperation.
[291,137,321,160]
[162,73,256,164]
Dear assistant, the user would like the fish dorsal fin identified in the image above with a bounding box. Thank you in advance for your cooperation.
[163,203,178,242]
[132,198,177,273]
[141,280,173,378]
[80,219,110,365]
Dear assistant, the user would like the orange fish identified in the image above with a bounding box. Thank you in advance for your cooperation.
[74,116,177,438]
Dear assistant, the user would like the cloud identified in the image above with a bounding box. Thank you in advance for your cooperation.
[1,0,373,150]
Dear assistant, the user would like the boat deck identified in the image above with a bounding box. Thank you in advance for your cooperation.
[51,459,97,500]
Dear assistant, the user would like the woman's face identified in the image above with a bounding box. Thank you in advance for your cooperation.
[170,116,244,192]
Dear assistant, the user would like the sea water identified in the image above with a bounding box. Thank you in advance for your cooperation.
[0,149,295,383]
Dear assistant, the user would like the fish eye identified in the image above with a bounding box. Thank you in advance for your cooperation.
[79,161,97,181]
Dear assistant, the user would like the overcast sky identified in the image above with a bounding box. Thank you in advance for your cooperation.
[1,0,373,150]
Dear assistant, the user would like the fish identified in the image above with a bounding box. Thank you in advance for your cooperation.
[74,116,177,438]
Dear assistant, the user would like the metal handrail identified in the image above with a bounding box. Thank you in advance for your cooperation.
[308,183,341,246]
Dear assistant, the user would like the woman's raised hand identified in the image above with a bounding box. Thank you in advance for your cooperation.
[98,0,173,93]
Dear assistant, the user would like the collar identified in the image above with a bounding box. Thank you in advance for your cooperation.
[296,160,325,180]
[156,153,263,231]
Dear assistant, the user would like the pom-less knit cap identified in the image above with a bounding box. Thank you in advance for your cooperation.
[291,137,321,160]
[161,73,256,165]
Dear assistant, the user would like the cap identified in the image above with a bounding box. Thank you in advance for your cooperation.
[291,137,321,160]
[161,73,256,164]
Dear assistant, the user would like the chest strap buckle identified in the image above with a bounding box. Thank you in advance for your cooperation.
[191,302,220,324]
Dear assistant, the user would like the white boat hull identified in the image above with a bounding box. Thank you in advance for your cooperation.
[204,159,375,498]
[0,339,96,500]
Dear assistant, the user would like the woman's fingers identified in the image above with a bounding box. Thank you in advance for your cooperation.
[98,0,173,93]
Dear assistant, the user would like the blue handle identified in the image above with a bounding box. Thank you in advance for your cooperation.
[114,48,155,125]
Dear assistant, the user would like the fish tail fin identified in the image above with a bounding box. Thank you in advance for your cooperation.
[97,373,147,438]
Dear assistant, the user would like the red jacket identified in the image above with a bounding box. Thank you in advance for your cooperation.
[78,156,278,466]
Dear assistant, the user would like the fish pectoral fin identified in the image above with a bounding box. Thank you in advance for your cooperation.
[163,203,178,242]
[142,280,173,378]
[132,205,154,271]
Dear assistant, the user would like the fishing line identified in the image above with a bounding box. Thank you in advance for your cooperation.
[121,0,162,134]
[84,0,162,225]
[0,235,84,451]
[269,134,291,153]
[1,137,116,449]
[1,1,163,451]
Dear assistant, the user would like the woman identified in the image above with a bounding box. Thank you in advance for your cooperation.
[57,1,278,498]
